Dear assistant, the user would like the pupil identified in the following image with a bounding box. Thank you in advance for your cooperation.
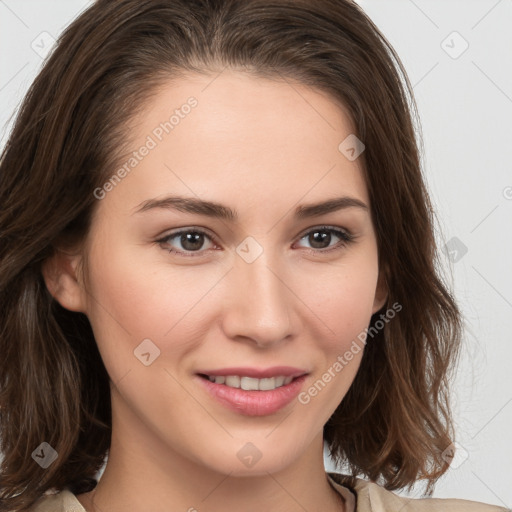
[309,230,330,249]
[182,232,204,251]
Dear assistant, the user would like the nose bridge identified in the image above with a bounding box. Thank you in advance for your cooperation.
[223,239,293,346]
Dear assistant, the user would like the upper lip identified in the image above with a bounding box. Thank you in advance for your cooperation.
[196,366,308,379]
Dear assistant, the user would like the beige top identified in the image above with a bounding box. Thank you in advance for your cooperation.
[28,472,508,511]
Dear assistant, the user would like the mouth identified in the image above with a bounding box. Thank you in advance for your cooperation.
[195,367,309,416]
[197,373,298,390]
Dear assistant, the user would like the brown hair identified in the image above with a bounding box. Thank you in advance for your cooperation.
[0,0,461,509]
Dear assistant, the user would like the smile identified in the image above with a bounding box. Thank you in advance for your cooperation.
[202,375,295,390]
[195,367,309,416]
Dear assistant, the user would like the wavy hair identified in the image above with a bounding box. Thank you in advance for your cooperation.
[0,0,461,510]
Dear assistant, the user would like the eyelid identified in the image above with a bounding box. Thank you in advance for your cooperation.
[295,224,352,242]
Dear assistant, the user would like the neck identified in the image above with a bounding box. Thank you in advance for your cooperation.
[77,390,345,512]
[80,444,345,512]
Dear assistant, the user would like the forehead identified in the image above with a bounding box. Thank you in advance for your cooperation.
[99,71,369,219]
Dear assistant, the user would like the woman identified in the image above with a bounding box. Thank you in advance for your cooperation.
[0,1,505,511]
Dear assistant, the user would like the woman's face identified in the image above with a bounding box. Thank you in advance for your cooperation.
[76,71,386,476]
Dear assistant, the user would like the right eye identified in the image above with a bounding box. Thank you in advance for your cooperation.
[157,228,219,257]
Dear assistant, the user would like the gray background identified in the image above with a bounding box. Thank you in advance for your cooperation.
[0,0,510,507]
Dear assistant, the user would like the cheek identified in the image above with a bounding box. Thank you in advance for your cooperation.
[83,239,223,370]
[299,256,379,342]
[88,250,378,330]
[84,229,379,374]
[295,266,378,414]
[86,235,184,331]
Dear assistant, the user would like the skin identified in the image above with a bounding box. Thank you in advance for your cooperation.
[43,70,387,512]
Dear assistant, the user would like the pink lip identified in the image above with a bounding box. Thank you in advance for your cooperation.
[195,372,309,416]
[196,366,307,379]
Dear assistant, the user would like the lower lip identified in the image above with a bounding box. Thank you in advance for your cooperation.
[196,375,308,416]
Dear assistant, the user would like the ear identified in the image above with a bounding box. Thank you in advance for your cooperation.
[371,268,388,314]
[41,248,87,313]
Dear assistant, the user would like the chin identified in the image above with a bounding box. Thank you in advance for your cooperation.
[194,438,305,477]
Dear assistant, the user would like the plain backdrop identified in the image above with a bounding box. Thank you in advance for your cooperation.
[0,0,510,507]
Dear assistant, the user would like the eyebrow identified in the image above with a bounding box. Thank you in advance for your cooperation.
[133,195,368,220]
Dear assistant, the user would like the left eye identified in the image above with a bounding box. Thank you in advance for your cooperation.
[157,226,353,257]
[295,226,353,251]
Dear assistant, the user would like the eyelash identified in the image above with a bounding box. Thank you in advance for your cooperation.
[156,225,354,258]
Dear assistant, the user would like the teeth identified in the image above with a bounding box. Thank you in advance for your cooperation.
[225,375,241,388]
[274,376,285,387]
[240,376,260,390]
[207,375,296,390]
[259,377,276,391]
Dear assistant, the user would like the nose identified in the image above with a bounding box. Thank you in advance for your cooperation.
[221,246,294,348]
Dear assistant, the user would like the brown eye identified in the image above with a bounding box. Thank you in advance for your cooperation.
[295,226,353,252]
[157,225,353,258]
[158,228,216,257]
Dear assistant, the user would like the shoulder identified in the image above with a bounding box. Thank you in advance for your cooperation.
[27,488,86,512]
[327,472,509,512]
[355,481,509,512]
